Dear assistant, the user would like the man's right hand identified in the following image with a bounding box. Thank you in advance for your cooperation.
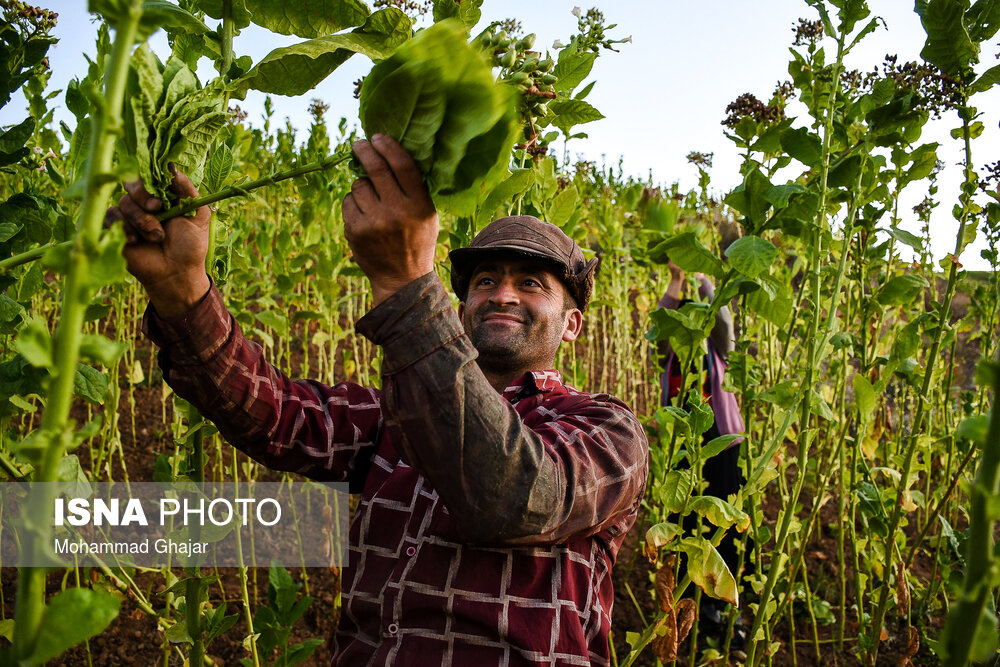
[105,166,211,319]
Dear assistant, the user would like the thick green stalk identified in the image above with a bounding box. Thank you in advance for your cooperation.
[869,107,976,663]
[943,358,999,664]
[746,29,846,664]
[12,3,144,660]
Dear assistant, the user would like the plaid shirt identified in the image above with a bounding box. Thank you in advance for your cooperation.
[144,273,649,666]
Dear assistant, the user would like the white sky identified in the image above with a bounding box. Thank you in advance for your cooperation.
[6,1,999,270]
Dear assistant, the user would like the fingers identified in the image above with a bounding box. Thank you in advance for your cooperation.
[370,134,426,198]
[119,193,165,242]
[104,206,138,245]
[352,137,401,199]
[169,165,212,228]
[349,179,376,214]
[123,180,161,212]
[169,164,199,200]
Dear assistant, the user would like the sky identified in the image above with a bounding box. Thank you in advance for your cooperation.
[6,1,999,270]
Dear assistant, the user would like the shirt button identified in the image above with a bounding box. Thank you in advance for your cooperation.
[405,546,416,557]
[387,623,399,635]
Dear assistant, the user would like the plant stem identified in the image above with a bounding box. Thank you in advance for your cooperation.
[12,3,143,660]
[941,356,1000,663]
[869,104,976,663]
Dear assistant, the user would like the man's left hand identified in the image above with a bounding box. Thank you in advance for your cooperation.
[343,134,439,305]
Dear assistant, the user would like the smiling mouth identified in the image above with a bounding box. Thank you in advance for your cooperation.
[482,314,523,324]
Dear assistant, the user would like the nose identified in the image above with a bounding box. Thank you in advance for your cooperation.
[488,278,520,306]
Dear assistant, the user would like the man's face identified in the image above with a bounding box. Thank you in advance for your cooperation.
[459,254,583,376]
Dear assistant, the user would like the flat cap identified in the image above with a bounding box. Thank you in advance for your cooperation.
[449,215,599,310]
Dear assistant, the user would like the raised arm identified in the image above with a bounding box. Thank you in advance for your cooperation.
[343,135,648,545]
[108,170,382,488]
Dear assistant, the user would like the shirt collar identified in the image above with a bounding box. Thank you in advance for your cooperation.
[502,370,564,400]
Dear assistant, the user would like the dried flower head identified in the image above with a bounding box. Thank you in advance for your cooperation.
[793,18,824,46]
[686,151,713,169]
[862,55,963,118]
[372,0,431,18]
[308,98,330,122]
[227,105,248,125]
[721,93,786,128]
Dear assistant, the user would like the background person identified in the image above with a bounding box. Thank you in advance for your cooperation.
[659,258,748,649]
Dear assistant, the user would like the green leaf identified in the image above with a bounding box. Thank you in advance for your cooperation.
[233,8,412,98]
[203,143,234,194]
[917,0,978,79]
[475,168,535,226]
[243,0,369,37]
[648,232,725,279]
[904,142,940,183]
[853,373,876,423]
[549,98,604,137]
[74,364,110,404]
[80,334,127,367]
[13,318,52,369]
[57,454,93,497]
[552,51,597,93]
[687,496,750,532]
[547,185,579,228]
[0,117,34,167]
[138,1,213,41]
[970,63,1000,93]
[431,0,483,30]
[645,522,683,551]
[27,588,121,663]
[195,0,252,27]
[360,59,447,173]
[358,19,516,208]
[886,225,924,251]
[675,536,738,605]
[285,639,324,666]
[780,127,822,167]
[763,184,808,209]
[655,470,696,514]
[725,235,777,279]
[255,309,289,333]
[725,168,773,229]
[876,273,929,306]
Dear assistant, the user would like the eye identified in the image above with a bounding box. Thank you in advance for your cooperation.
[522,277,543,288]
[473,275,495,287]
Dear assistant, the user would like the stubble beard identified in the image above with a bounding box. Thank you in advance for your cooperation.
[467,307,563,376]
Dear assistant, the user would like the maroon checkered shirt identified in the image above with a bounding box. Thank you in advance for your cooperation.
[144,273,649,666]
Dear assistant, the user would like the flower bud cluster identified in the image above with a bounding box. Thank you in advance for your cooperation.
[476,24,559,158]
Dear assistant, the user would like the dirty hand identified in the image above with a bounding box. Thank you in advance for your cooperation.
[342,134,438,305]
[105,166,211,318]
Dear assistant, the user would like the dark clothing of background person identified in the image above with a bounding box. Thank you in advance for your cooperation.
[658,274,747,588]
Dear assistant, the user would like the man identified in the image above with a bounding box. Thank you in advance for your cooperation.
[109,134,648,665]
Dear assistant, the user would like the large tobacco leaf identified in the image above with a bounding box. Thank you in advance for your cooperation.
[122,44,228,203]
[230,8,411,98]
[358,19,516,213]
[243,0,370,38]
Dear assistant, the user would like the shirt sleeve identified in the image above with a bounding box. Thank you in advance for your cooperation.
[142,282,382,490]
[356,273,649,546]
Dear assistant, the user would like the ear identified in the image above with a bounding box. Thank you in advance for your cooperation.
[458,302,465,322]
[561,308,583,342]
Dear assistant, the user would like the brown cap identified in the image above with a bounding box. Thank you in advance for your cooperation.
[449,215,600,310]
